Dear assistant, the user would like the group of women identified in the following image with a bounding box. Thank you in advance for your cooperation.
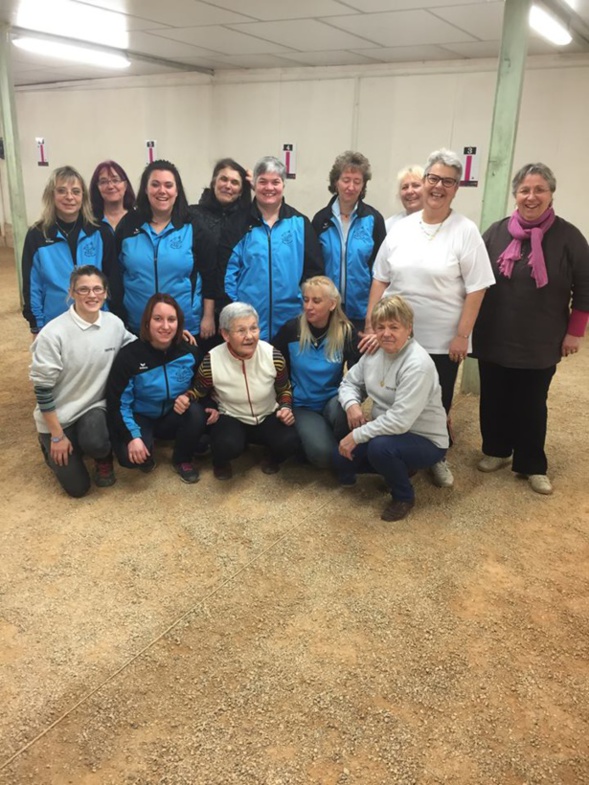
[26,148,589,520]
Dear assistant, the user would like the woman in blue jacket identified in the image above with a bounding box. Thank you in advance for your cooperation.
[312,151,386,332]
[107,293,210,483]
[223,156,323,341]
[272,276,359,468]
[116,160,217,341]
[22,165,120,334]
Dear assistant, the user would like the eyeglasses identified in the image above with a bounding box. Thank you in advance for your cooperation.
[230,326,259,337]
[98,177,124,187]
[55,187,82,197]
[425,174,458,188]
[74,286,106,295]
[516,187,551,196]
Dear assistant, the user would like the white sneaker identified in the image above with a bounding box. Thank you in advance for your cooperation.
[478,455,512,473]
[430,460,454,488]
[528,474,553,495]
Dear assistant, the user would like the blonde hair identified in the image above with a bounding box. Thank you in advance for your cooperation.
[300,276,352,361]
[397,164,424,189]
[35,165,97,238]
[371,295,414,330]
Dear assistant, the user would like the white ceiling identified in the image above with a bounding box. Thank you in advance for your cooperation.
[2,0,589,86]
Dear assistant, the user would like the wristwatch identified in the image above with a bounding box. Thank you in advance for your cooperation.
[51,434,65,443]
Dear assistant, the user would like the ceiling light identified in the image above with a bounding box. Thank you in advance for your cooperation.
[529,5,573,45]
[13,37,131,69]
[17,0,128,49]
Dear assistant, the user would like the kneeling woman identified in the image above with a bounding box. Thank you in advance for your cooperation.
[29,265,135,497]
[272,276,359,468]
[185,302,300,479]
[334,296,449,522]
[107,294,207,483]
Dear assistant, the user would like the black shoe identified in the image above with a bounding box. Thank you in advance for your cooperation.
[213,463,233,480]
[260,456,280,475]
[139,457,156,473]
[174,462,199,484]
[381,499,415,522]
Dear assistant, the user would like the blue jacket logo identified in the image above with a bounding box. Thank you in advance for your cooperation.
[170,236,183,250]
[281,231,293,246]
[83,244,97,257]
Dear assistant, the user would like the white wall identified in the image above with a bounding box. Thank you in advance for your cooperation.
[9,54,589,235]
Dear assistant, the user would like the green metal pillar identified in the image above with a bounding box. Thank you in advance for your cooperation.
[0,24,28,303]
[461,0,531,394]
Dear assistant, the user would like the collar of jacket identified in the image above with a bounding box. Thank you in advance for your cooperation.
[47,220,97,241]
[249,198,297,225]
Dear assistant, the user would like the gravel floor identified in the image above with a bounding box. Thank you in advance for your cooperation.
[0,250,587,785]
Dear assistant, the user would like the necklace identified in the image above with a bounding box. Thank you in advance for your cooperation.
[380,352,396,387]
[56,217,79,238]
[419,214,449,241]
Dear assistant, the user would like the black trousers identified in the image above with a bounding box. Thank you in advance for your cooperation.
[430,354,460,415]
[209,412,301,467]
[114,402,206,467]
[478,360,556,475]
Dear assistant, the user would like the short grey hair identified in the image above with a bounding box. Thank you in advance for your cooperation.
[511,162,556,196]
[219,302,259,332]
[253,156,286,184]
[424,148,462,180]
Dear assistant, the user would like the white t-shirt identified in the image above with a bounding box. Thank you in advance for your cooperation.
[372,211,495,353]
[385,211,407,233]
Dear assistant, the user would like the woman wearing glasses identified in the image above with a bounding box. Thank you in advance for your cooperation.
[184,302,300,480]
[363,149,494,488]
[29,265,135,497]
[473,163,589,495]
[22,165,120,334]
[89,160,136,231]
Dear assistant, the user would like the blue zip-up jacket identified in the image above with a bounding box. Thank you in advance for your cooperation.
[116,210,217,335]
[223,201,323,341]
[312,197,386,321]
[272,316,360,411]
[21,221,120,332]
[106,338,202,443]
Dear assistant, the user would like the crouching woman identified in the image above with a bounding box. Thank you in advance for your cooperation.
[334,296,449,522]
[29,265,136,497]
[107,293,207,483]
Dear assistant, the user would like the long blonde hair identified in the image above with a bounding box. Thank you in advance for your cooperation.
[35,165,97,238]
[299,276,352,361]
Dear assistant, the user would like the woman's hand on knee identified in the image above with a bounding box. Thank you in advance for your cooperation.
[346,404,366,429]
[127,438,150,464]
[50,436,73,466]
[205,407,219,425]
[276,407,295,426]
[174,394,191,414]
[338,432,357,460]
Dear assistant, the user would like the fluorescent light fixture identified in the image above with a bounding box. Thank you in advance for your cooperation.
[529,5,573,45]
[17,0,128,49]
[13,37,131,69]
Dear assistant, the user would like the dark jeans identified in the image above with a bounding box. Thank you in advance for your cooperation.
[209,412,301,467]
[38,407,111,498]
[479,360,556,475]
[430,354,460,415]
[333,433,446,503]
[114,402,206,468]
[294,396,348,469]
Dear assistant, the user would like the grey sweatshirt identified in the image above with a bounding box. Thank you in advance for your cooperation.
[338,338,449,449]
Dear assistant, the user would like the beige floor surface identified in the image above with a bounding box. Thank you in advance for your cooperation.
[0,249,587,785]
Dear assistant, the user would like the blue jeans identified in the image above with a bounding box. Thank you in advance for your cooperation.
[333,433,446,502]
[294,396,348,469]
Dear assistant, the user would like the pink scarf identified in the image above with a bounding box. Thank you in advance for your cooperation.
[497,207,556,288]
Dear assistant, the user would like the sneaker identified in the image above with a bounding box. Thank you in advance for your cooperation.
[381,499,415,522]
[528,474,553,495]
[94,457,116,487]
[139,457,156,474]
[260,456,280,475]
[478,455,511,473]
[174,462,199,484]
[213,463,233,481]
[430,460,454,488]
[338,475,357,488]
